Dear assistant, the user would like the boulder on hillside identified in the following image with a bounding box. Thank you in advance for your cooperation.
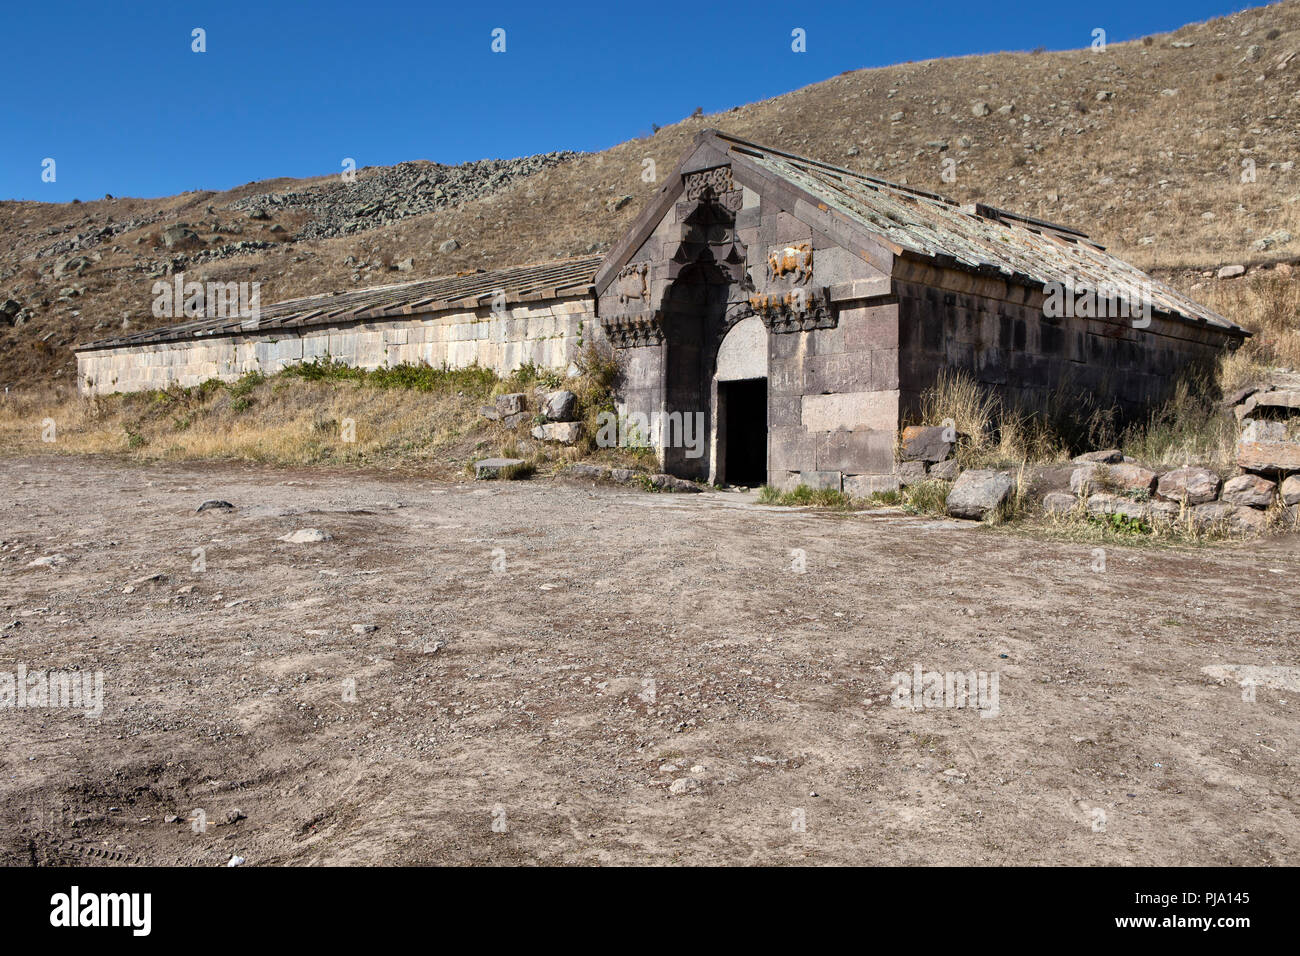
[946,469,1014,520]
[162,225,204,250]
[1156,466,1222,504]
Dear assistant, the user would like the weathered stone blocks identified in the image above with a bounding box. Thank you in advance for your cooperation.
[946,469,1014,519]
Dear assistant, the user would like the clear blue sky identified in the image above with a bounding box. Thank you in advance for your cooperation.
[2,0,1249,202]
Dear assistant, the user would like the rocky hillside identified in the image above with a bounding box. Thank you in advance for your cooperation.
[3,0,1299,389]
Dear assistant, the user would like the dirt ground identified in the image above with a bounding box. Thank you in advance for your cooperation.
[0,454,1296,866]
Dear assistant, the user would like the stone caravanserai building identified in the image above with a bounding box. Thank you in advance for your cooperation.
[77,130,1247,490]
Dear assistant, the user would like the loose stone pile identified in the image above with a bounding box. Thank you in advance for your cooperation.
[230,154,574,240]
[889,413,1299,533]
[476,387,583,443]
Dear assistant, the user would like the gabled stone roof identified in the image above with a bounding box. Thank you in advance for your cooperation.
[597,130,1244,335]
[76,255,602,352]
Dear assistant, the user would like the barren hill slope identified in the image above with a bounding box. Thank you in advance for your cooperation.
[3,0,1299,389]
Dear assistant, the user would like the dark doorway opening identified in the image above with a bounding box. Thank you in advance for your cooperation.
[721,378,768,486]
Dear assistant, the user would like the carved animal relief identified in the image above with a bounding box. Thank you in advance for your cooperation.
[766,242,813,285]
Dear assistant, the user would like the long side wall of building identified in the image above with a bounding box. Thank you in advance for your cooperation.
[894,261,1237,421]
[77,296,598,396]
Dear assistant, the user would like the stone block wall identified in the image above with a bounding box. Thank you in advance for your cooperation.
[76,295,598,396]
[767,300,900,491]
[894,260,1239,423]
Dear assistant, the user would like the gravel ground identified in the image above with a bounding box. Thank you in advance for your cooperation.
[1,455,1297,866]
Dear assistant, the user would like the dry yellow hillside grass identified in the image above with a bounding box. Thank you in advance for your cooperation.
[0,380,486,475]
[1197,271,1300,386]
[0,348,648,477]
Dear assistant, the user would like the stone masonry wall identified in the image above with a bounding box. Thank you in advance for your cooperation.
[894,260,1239,422]
[76,295,598,396]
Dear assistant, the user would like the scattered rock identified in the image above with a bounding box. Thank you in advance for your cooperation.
[649,474,703,493]
[161,225,204,251]
[278,529,331,544]
[1188,501,1235,530]
[474,457,525,479]
[1254,389,1300,411]
[351,623,380,634]
[129,572,168,588]
[196,499,235,512]
[494,393,527,417]
[892,460,928,485]
[1228,505,1268,534]
[567,463,612,481]
[668,777,700,795]
[1280,475,1300,506]
[438,238,460,253]
[1041,491,1078,516]
[531,421,583,444]
[1254,230,1292,252]
[946,469,1014,520]
[1217,264,1247,279]
[900,425,953,463]
[1072,449,1123,464]
[928,458,961,481]
[1237,432,1300,474]
[971,101,991,116]
[542,389,578,422]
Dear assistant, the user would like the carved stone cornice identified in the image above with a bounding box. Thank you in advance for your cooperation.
[601,310,664,348]
[748,288,836,333]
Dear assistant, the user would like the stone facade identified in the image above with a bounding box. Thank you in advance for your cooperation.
[591,131,1246,489]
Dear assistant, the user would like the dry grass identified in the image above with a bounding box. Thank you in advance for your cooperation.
[0,355,637,477]
[916,368,1118,468]
[1199,272,1300,386]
